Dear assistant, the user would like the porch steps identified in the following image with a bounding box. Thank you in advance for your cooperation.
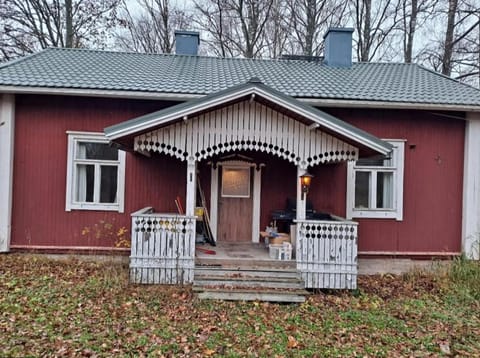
[193,267,308,303]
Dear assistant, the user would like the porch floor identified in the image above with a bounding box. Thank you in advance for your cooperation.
[195,242,295,269]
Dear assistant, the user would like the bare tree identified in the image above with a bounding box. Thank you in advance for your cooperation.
[397,0,438,63]
[352,0,402,61]
[441,0,479,76]
[415,0,479,86]
[115,0,193,54]
[287,0,349,57]
[0,0,118,61]
[262,0,291,58]
[194,0,274,58]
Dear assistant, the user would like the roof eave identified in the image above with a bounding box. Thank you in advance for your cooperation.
[2,85,479,113]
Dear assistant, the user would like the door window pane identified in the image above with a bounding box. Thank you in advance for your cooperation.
[100,166,118,203]
[222,167,250,197]
[354,171,370,208]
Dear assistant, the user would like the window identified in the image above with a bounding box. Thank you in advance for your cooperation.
[346,140,405,220]
[66,132,125,212]
[221,166,251,198]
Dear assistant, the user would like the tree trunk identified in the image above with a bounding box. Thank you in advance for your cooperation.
[361,0,372,62]
[405,0,418,63]
[65,0,73,48]
[304,0,316,56]
[442,0,457,76]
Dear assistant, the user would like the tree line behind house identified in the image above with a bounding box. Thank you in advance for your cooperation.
[0,0,479,87]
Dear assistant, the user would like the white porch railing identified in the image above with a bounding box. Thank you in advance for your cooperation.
[130,207,196,285]
[296,219,358,289]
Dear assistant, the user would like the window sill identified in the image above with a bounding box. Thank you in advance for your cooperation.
[66,204,123,213]
[348,210,402,221]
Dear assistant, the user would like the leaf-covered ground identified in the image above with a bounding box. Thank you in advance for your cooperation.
[1,254,479,357]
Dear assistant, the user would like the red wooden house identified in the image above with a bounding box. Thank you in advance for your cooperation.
[1,29,479,296]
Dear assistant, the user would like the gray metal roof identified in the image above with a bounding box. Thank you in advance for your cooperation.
[1,47,480,107]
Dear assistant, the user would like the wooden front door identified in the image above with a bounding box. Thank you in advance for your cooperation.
[217,165,253,242]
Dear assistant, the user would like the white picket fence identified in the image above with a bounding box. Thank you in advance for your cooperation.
[130,207,196,284]
[296,219,358,289]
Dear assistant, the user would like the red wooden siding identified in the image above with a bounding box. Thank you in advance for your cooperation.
[11,95,184,248]
[11,95,465,254]
[312,108,465,254]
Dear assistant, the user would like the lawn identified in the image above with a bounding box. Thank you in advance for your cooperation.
[1,254,479,357]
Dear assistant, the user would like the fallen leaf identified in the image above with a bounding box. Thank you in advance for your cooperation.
[287,335,298,349]
[203,348,216,356]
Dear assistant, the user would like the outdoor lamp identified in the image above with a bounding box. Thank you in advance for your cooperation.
[300,172,314,200]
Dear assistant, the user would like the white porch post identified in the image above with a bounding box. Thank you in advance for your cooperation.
[296,165,307,220]
[186,158,197,217]
[0,94,15,253]
[251,167,262,243]
[462,113,480,260]
[210,165,218,240]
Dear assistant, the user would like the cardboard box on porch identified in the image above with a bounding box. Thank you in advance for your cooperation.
[269,233,290,245]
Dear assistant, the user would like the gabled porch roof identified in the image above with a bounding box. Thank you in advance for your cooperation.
[105,78,392,157]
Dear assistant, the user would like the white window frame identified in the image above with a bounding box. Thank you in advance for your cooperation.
[65,131,126,212]
[346,139,405,221]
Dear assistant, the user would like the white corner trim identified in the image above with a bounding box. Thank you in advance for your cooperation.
[251,167,262,243]
[462,114,480,260]
[0,94,15,252]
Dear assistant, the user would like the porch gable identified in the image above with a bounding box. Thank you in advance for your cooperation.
[134,99,359,167]
[104,79,392,158]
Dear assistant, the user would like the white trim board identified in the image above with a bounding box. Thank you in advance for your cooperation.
[462,114,480,260]
[0,94,15,252]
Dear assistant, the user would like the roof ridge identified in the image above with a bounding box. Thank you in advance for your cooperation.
[41,46,323,64]
[356,61,416,66]
[0,49,47,70]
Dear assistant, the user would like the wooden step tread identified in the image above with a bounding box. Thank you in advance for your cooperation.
[194,275,302,283]
[195,266,298,272]
[193,286,309,295]
[196,290,307,303]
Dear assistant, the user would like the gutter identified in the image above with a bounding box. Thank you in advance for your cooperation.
[1,85,480,113]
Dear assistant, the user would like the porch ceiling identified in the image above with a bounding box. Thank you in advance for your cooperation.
[104,78,393,160]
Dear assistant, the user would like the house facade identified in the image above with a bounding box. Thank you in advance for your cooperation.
[0,29,479,288]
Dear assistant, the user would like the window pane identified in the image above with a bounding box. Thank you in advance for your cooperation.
[377,172,394,209]
[76,164,94,202]
[77,142,118,160]
[356,154,393,167]
[354,172,370,208]
[100,165,118,203]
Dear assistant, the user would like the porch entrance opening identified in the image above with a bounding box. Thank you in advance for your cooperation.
[217,165,253,242]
